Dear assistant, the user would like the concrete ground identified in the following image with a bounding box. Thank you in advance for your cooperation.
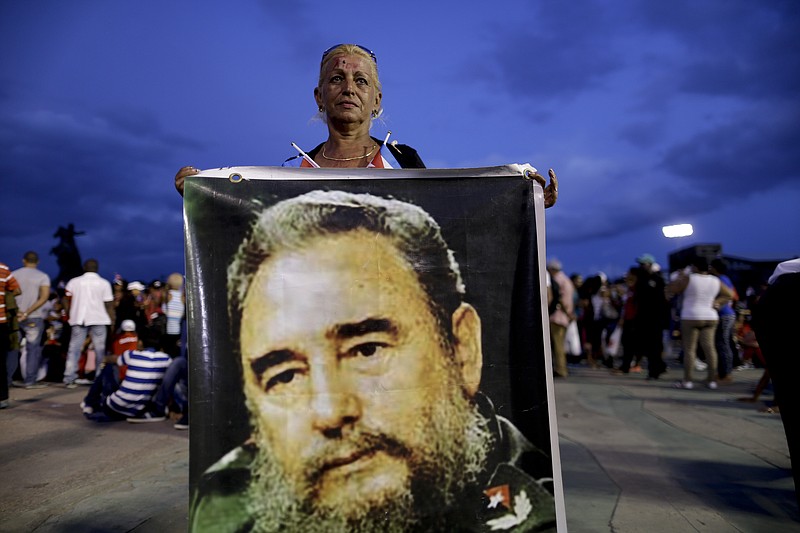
[556,363,798,533]
[1,361,797,532]
[0,385,188,533]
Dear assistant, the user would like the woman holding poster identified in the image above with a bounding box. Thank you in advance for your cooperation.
[176,43,566,531]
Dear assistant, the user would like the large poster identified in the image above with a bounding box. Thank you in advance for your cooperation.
[184,165,566,532]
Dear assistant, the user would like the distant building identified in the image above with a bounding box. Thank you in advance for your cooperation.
[667,244,722,273]
[667,244,795,300]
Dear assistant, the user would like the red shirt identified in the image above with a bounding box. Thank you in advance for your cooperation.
[113,331,139,380]
[113,332,139,356]
[0,263,21,324]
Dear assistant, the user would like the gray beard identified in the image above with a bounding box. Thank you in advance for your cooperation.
[245,383,494,532]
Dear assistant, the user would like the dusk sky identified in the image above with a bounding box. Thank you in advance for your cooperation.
[2,1,798,286]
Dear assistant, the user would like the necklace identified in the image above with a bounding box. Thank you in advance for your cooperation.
[321,143,378,161]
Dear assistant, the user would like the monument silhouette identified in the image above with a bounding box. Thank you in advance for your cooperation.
[51,223,85,287]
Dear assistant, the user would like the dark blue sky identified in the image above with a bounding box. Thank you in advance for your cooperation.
[2,0,798,284]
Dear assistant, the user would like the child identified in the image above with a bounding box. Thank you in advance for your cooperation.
[111,319,139,380]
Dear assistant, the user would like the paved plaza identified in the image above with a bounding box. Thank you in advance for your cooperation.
[1,360,797,532]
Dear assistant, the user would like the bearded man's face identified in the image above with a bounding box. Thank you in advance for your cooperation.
[238,232,491,530]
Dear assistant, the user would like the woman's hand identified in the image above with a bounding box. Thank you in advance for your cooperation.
[529,168,559,208]
[175,166,200,196]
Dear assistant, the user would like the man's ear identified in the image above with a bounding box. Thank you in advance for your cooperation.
[451,303,482,397]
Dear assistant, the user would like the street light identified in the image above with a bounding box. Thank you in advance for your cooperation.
[662,224,693,238]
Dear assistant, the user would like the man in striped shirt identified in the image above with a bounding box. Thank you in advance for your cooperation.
[80,331,171,422]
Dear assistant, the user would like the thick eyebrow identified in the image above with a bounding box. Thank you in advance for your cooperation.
[248,319,398,381]
[331,318,398,340]
[249,349,295,383]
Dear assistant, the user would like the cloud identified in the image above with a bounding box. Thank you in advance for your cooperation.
[0,104,198,277]
[636,1,800,101]
[616,118,667,149]
[547,97,800,242]
[661,104,800,191]
[547,99,800,244]
[467,1,625,103]
[464,0,800,249]
[0,104,202,187]
[472,0,799,113]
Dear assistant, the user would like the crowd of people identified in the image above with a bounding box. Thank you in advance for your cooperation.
[545,252,769,391]
[0,247,774,415]
[1,251,188,429]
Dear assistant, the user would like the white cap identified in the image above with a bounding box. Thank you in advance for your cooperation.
[121,319,136,332]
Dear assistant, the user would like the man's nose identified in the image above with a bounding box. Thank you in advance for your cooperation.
[309,365,361,436]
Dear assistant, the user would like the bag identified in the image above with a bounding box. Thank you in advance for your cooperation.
[565,320,581,356]
[605,326,622,357]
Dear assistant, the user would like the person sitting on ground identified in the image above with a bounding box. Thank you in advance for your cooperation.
[80,331,171,422]
[111,319,139,381]
[127,352,188,430]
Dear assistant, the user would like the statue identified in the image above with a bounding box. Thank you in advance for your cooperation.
[51,223,85,287]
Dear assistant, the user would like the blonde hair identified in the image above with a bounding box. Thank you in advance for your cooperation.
[317,44,383,121]
[167,272,184,290]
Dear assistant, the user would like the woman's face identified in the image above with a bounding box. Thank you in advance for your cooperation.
[315,53,381,128]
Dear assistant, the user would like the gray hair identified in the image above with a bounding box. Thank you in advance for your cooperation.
[228,190,465,353]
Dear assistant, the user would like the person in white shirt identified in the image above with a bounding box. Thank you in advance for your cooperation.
[667,257,733,390]
[63,259,114,388]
